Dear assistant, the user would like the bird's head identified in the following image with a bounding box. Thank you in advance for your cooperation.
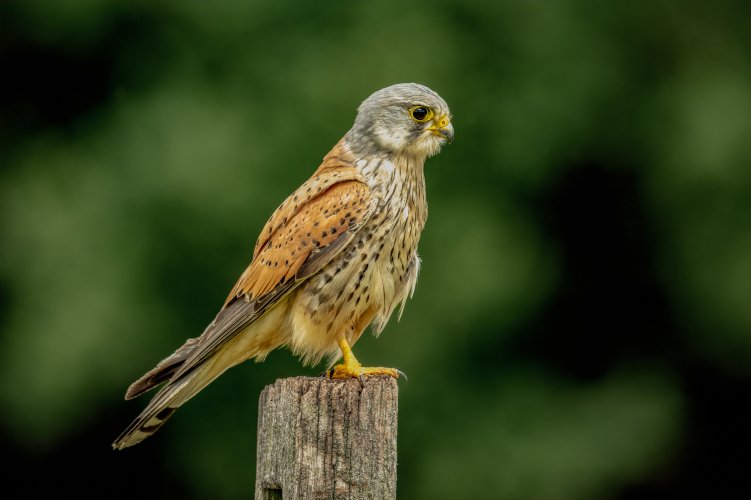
[348,83,453,159]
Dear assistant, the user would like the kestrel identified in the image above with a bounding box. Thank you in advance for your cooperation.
[112,83,453,450]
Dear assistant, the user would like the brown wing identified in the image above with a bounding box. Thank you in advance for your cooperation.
[165,148,374,380]
[226,177,371,304]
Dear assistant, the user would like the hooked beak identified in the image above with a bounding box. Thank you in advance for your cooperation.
[430,116,454,144]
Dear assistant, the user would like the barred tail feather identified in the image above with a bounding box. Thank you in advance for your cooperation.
[112,372,197,450]
[113,336,258,450]
[125,337,201,400]
[113,359,221,450]
[114,291,291,449]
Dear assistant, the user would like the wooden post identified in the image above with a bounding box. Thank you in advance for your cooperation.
[254,376,398,500]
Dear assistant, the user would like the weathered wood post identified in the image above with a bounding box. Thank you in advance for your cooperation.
[254,376,398,500]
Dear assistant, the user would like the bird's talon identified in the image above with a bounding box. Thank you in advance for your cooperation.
[328,362,401,380]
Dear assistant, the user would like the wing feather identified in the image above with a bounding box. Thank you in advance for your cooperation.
[168,163,374,381]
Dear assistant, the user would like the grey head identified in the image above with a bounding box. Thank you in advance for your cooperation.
[346,83,453,159]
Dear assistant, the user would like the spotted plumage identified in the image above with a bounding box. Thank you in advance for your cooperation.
[113,83,453,450]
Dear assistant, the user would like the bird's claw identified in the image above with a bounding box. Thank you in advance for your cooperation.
[326,363,402,380]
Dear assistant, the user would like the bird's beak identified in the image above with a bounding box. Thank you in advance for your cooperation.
[430,116,454,144]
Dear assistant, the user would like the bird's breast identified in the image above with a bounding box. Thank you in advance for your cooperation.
[288,155,428,364]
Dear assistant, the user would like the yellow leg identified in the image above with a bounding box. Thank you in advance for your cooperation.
[328,337,400,379]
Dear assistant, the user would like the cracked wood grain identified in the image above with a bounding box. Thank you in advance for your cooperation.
[254,376,398,500]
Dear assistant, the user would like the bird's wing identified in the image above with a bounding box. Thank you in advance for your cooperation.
[125,147,372,400]
[226,166,371,304]
[166,158,373,381]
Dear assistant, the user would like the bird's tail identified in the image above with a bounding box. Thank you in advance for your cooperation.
[111,378,187,450]
[112,355,230,450]
[113,298,290,449]
[124,336,200,400]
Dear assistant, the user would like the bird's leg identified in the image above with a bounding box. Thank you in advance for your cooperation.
[328,337,400,379]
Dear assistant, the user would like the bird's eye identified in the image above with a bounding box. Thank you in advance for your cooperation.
[409,106,433,123]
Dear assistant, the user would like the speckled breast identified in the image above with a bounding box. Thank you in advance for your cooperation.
[291,154,428,362]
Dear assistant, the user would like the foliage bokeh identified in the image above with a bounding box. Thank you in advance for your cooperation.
[1,1,748,499]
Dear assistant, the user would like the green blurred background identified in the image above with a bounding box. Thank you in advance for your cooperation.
[1,1,749,498]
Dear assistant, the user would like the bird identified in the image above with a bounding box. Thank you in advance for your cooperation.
[112,83,453,450]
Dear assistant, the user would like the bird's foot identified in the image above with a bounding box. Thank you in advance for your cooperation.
[327,362,401,380]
